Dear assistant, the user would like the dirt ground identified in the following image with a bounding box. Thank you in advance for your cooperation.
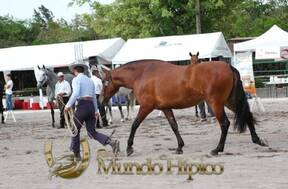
[0,98,287,189]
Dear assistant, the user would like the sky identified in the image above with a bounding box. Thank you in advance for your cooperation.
[0,0,114,21]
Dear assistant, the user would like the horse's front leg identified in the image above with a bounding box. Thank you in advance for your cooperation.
[127,106,152,156]
[115,96,124,122]
[49,102,55,128]
[163,109,185,154]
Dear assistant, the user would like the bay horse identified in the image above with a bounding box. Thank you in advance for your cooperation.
[99,57,268,156]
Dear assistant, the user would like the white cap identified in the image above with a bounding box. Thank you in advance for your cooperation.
[57,72,64,77]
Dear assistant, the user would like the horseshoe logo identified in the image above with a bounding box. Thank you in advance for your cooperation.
[44,138,90,179]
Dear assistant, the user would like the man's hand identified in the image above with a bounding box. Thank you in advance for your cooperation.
[64,106,72,113]
[95,112,100,119]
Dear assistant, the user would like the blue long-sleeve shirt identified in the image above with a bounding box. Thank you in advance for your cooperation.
[66,73,98,112]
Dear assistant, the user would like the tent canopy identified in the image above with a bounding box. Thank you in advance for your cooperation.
[234,25,288,52]
[0,38,125,71]
[112,32,232,65]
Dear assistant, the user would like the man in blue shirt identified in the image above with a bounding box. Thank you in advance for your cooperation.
[65,62,120,161]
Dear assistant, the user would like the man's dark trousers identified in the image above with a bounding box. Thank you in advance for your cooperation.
[59,96,69,128]
[70,99,109,153]
[96,94,108,127]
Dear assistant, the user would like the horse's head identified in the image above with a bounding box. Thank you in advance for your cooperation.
[36,65,49,89]
[99,69,120,104]
[189,52,200,65]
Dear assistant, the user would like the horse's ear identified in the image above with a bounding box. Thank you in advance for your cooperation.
[37,65,41,70]
[43,65,46,69]
[189,52,192,57]
[196,52,199,57]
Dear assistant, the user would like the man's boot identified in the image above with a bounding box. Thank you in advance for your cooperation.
[106,138,120,155]
[74,152,81,161]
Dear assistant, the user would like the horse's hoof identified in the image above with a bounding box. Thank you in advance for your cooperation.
[121,119,125,123]
[259,138,269,147]
[127,147,134,156]
[176,148,183,154]
[210,149,219,156]
[125,117,129,121]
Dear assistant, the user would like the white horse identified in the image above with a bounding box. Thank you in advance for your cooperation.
[105,87,135,123]
[36,65,74,127]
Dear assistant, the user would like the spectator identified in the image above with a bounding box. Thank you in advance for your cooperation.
[0,81,4,123]
[5,74,13,111]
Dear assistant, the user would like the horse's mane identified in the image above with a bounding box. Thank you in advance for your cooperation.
[44,68,56,75]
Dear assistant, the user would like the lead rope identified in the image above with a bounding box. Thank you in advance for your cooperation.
[57,96,115,138]
[57,96,83,137]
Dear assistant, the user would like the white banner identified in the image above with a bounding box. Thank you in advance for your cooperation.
[233,52,256,94]
[256,47,280,60]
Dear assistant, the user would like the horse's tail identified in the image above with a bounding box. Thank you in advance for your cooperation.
[228,65,256,133]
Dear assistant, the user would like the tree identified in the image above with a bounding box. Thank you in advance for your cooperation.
[71,0,196,39]
[33,5,54,29]
[0,16,31,48]
[72,0,288,39]
[31,5,95,44]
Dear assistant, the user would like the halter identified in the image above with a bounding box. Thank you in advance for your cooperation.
[37,70,49,87]
[103,70,113,86]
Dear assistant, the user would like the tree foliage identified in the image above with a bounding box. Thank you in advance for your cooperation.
[1,1,288,48]
[72,0,288,39]
[0,5,95,48]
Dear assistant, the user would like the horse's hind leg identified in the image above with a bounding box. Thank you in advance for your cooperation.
[226,100,267,147]
[127,106,152,156]
[163,109,185,154]
[209,103,230,155]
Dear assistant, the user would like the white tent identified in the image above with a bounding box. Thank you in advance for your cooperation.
[0,38,125,71]
[234,25,288,52]
[112,32,232,65]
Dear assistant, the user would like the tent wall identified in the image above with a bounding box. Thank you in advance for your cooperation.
[0,38,125,71]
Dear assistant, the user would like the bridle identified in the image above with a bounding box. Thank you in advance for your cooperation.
[102,70,113,87]
[37,70,48,88]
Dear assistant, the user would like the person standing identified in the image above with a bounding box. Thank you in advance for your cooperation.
[198,102,214,121]
[0,81,4,123]
[65,62,120,161]
[5,74,13,111]
[55,72,71,129]
[91,67,108,128]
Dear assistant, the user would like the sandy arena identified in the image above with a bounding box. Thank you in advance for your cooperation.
[0,98,287,189]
